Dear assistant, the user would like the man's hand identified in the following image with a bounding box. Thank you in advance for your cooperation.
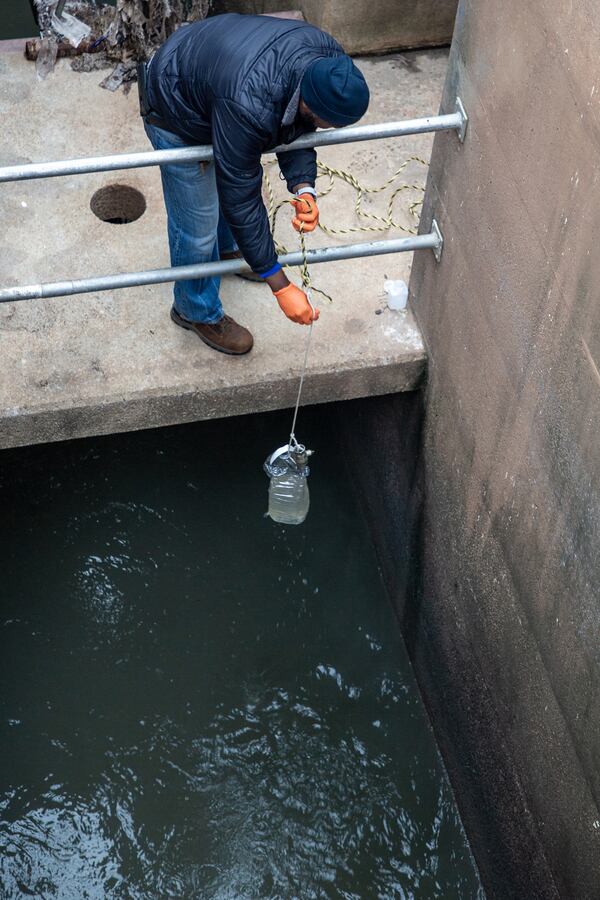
[273,282,319,325]
[291,193,319,233]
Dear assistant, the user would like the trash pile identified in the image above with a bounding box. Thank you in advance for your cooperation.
[30,0,211,89]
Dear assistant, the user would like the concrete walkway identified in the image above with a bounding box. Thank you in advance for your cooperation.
[0,42,447,449]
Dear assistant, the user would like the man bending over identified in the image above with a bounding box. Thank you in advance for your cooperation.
[141,12,370,355]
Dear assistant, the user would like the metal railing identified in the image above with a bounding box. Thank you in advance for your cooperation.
[0,99,467,303]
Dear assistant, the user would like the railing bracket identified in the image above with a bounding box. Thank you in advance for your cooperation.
[431,219,443,262]
[455,97,468,143]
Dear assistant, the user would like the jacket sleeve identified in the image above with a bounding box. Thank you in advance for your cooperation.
[276,147,317,193]
[211,98,279,275]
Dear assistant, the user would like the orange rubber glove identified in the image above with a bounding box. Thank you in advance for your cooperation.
[291,193,319,233]
[273,283,320,325]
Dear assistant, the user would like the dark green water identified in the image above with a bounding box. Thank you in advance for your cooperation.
[0,409,482,898]
[2,1,118,39]
[3,1,40,39]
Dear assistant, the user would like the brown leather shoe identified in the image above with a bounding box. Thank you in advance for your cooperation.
[170,306,254,355]
[221,250,264,282]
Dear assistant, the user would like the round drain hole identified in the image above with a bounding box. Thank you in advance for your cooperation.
[90,184,146,224]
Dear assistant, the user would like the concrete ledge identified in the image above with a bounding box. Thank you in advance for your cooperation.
[0,355,425,449]
[0,48,448,449]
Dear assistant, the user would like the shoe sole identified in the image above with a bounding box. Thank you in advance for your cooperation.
[170,308,253,356]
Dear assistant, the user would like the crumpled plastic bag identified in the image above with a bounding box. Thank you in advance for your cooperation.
[51,9,91,48]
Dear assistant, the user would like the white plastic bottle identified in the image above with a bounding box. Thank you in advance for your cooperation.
[264,445,312,525]
[384,278,408,310]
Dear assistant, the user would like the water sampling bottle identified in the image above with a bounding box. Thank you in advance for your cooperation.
[264,443,313,525]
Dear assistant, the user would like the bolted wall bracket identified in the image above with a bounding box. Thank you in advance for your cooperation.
[431,219,444,262]
[455,97,468,143]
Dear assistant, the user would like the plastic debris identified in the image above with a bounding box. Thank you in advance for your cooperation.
[30,1,210,88]
[51,9,91,48]
[264,443,313,525]
[100,60,137,92]
[384,278,409,311]
[35,36,59,79]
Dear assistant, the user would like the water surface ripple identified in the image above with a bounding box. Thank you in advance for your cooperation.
[0,411,482,898]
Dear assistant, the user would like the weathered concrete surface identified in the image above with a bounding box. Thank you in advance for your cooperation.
[0,44,449,449]
[211,1,458,54]
[386,0,600,897]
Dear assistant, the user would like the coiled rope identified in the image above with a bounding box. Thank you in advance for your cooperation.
[263,154,428,303]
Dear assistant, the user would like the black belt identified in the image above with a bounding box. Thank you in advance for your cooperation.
[137,60,172,131]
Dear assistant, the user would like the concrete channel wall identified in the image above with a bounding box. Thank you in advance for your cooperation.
[211,1,458,54]
[344,1,600,897]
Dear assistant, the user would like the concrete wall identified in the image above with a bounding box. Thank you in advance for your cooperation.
[398,0,600,896]
[210,1,458,54]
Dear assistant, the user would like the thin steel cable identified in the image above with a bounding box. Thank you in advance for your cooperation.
[288,218,314,448]
[288,297,314,449]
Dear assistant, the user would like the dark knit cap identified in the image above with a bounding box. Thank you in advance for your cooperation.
[301,55,370,127]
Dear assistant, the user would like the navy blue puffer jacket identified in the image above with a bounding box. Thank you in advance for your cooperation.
[147,14,345,274]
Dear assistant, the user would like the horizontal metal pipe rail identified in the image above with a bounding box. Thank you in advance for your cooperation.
[0,100,464,300]
[0,102,467,183]
[0,232,442,303]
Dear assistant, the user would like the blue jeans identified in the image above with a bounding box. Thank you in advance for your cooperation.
[144,121,237,323]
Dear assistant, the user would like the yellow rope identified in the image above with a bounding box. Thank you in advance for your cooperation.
[263,154,428,304]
